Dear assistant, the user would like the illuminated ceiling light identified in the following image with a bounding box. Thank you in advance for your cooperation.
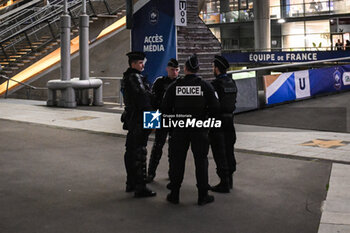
[278,18,286,23]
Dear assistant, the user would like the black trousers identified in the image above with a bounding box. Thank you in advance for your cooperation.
[124,122,150,189]
[209,116,236,176]
[168,129,210,191]
[148,129,169,175]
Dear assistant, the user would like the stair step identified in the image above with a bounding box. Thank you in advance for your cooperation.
[2,70,13,74]
[22,60,31,63]
[16,63,24,66]
[97,14,120,18]
[9,66,19,70]
[39,38,51,42]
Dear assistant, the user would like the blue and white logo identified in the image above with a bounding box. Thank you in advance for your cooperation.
[343,72,350,86]
[149,8,159,25]
[143,110,161,129]
[333,69,342,90]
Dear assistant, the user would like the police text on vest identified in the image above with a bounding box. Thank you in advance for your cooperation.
[176,86,202,96]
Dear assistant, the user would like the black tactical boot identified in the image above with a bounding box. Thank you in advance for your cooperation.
[147,143,162,182]
[134,187,157,198]
[146,173,155,183]
[197,190,214,206]
[166,189,180,204]
[125,184,135,193]
[211,177,230,193]
[134,153,156,198]
[125,178,135,192]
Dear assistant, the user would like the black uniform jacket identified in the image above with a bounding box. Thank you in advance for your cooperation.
[211,74,237,114]
[162,74,220,120]
[121,68,153,125]
[152,76,176,110]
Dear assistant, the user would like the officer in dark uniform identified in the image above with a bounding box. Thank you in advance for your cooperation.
[121,51,156,198]
[146,58,179,183]
[162,54,220,205]
[209,55,237,193]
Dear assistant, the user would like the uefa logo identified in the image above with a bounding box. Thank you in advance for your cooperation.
[143,110,161,129]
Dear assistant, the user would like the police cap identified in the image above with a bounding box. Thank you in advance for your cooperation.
[185,54,199,70]
[214,55,230,70]
[126,51,146,61]
[167,58,179,68]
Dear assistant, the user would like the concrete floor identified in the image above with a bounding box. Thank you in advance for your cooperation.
[235,91,350,133]
[0,120,331,233]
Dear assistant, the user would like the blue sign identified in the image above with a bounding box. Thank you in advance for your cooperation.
[132,0,177,84]
[223,51,350,63]
[143,110,162,129]
[265,65,350,105]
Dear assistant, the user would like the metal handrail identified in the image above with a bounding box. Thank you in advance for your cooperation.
[0,0,82,45]
[227,56,350,74]
[0,0,42,22]
[0,0,125,76]
[0,74,46,99]
[110,2,125,15]
[221,46,347,53]
[0,4,61,39]
[0,0,84,69]
[90,76,123,106]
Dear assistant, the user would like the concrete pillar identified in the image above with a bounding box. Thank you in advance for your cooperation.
[60,0,76,108]
[47,89,57,106]
[79,0,90,105]
[60,0,71,81]
[253,0,270,52]
[126,0,133,29]
[198,0,205,13]
[220,0,230,13]
[93,86,103,106]
[253,0,271,104]
[59,87,77,108]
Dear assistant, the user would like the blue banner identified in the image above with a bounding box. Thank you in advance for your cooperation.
[223,51,350,63]
[132,0,176,84]
[264,65,350,105]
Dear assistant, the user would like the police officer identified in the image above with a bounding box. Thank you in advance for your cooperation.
[162,54,220,205]
[146,58,180,183]
[209,55,237,193]
[121,51,156,198]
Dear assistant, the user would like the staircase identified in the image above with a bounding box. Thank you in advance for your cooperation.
[177,0,221,80]
[0,0,126,84]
